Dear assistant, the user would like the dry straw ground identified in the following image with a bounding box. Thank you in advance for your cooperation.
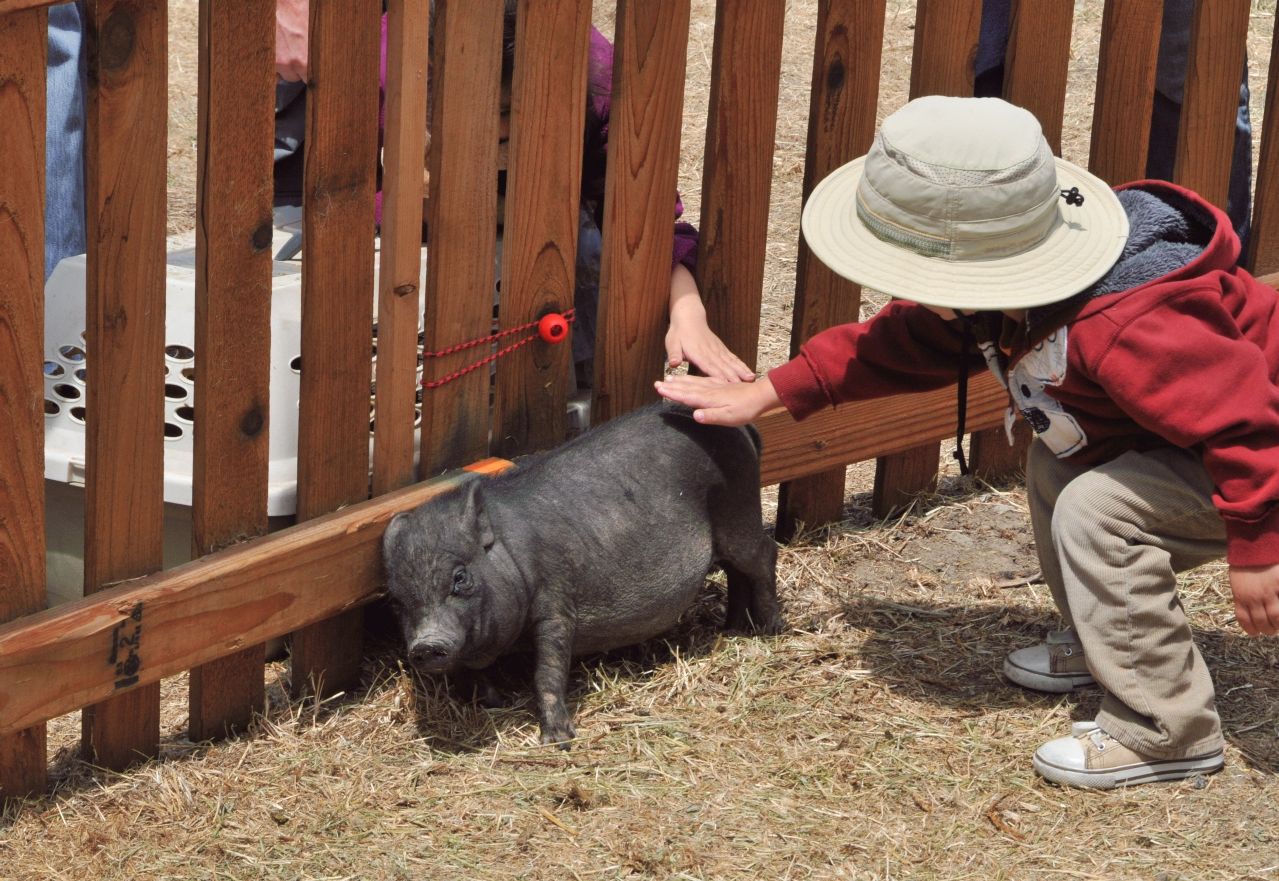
[5,1,1279,879]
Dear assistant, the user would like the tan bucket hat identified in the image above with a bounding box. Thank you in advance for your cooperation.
[800,96,1129,311]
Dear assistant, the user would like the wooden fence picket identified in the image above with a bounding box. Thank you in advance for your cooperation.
[80,0,168,771]
[187,0,275,741]
[491,0,593,458]
[1250,18,1279,274]
[695,0,787,374]
[1002,0,1074,156]
[1173,0,1251,213]
[592,0,692,424]
[775,0,886,540]
[1089,0,1163,187]
[290,0,381,699]
[869,0,982,518]
[372,0,430,496]
[419,0,504,471]
[0,6,48,802]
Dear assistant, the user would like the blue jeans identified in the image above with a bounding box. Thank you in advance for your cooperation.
[45,1,87,281]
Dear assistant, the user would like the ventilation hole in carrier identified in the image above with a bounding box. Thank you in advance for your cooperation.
[44,361,64,378]
[174,405,195,424]
[58,345,86,364]
[414,407,422,428]
[44,399,60,417]
[181,367,195,384]
[165,344,195,362]
[369,418,376,435]
[68,406,86,424]
[51,383,81,402]
[371,344,377,360]
[74,367,87,384]
[163,422,184,440]
[164,383,188,402]
[79,330,87,345]
[290,355,301,374]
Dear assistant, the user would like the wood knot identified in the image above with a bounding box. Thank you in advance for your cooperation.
[99,11,137,72]
[251,221,273,252]
[240,406,264,438]
[813,439,826,450]
[394,283,417,297]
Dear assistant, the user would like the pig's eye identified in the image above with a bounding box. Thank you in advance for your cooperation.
[450,566,468,596]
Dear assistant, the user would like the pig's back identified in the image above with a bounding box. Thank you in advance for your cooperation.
[488,402,761,653]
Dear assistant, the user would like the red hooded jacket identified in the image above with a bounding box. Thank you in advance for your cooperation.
[769,182,1279,567]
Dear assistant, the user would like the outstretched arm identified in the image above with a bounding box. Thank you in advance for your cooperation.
[665,264,756,383]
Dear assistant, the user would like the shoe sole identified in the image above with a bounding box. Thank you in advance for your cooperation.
[1033,749,1224,790]
[1003,657,1096,693]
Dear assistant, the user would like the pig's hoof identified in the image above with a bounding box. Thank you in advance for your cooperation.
[540,724,578,749]
[756,613,786,636]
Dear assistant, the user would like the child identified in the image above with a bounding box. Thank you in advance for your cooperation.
[657,95,1279,789]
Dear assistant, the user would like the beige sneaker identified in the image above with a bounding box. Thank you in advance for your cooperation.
[1033,722,1223,789]
[1003,629,1096,693]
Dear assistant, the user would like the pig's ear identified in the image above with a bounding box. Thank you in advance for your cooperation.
[384,511,412,548]
[463,480,496,551]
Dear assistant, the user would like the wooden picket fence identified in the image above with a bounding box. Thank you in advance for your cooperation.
[0,0,1274,803]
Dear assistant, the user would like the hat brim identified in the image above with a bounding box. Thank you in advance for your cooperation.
[800,157,1129,311]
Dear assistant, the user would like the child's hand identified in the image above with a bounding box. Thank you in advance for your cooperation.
[655,374,783,426]
[1228,563,1279,636]
[666,264,755,382]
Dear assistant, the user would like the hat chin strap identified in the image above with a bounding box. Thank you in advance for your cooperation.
[951,311,982,478]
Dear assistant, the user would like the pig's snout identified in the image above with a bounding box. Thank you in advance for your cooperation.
[408,636,458,673]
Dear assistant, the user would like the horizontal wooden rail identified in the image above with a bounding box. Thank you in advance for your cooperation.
[756,370,1008,487]
[0,464,511,738]
[0,369,1005,737]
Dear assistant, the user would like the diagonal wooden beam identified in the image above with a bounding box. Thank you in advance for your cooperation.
[0,461,511,739]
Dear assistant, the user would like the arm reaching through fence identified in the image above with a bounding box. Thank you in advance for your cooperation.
[666,264,755,382]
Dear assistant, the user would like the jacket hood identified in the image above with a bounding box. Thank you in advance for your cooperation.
[1024,181,1238,345]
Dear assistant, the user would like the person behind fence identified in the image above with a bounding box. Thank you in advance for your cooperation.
[655,95,1279,789]
[272,0,754,388]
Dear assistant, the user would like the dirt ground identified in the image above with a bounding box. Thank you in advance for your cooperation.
[4,1,1279,879]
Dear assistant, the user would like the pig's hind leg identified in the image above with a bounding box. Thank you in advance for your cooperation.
[532,618,579,748]
[719,536,782,635]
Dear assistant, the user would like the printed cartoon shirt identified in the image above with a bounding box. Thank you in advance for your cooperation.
[768,182,1279,567]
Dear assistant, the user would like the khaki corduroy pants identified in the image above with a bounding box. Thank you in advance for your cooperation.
[1025,439,1226,760]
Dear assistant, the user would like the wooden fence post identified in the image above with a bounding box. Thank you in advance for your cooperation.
[419,0,503,471]
[491,0,592,458]
[372,0,430,495]
[1088,0,1163,187]
[775,0,885,541]
[0,6,48,803]
[1173,0,1250,213]
[1249,15,1279,274]
[80,0,168,771]
[868,0,980,519]
[592,0,692,424]
[187,0,275,741]
[290,0,381,699]
[695,0,786,373]
[963,0,1072,482]
[1002,0,1073,158]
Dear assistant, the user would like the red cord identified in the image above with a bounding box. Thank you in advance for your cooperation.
[420,309,575,389]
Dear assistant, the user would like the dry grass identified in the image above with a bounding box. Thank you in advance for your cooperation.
[8,1,1279,878]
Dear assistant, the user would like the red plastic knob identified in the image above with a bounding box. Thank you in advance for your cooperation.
[538,313,569,344]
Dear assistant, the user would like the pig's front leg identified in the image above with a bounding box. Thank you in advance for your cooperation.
[532,617,578,748]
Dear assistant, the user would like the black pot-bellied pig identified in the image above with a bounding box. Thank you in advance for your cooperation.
[382,400,782,747]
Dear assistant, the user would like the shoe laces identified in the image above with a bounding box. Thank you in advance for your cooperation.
[1084,728,1116,752]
